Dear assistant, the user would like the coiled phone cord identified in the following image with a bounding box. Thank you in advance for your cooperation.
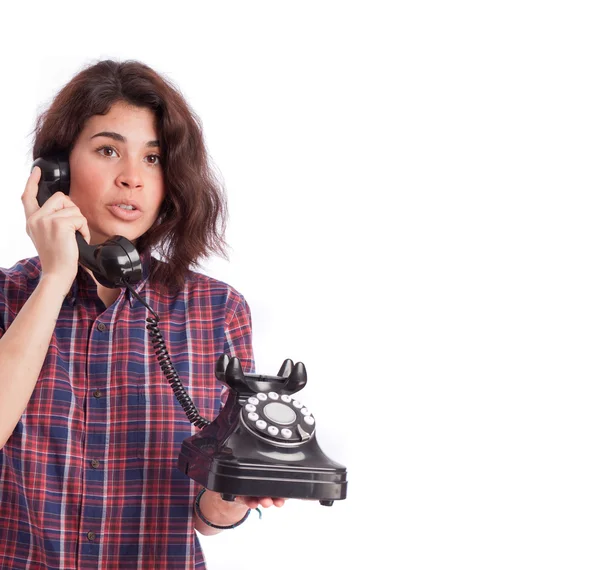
[125,282,210,429]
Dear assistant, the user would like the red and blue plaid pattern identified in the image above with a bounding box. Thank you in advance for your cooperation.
[0,256,254,569]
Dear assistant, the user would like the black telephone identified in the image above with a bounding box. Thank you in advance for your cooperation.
[32,154,142,288]
[178,354,348,505]
[33,154,348,505]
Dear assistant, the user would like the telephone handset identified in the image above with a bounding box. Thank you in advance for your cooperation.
[178,354,348,505]
[31,154,142,288]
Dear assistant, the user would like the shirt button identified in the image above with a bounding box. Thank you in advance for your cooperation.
[87,531,96,541]
[97,322,106,332]
[90,459,100,469]
[93,390,102,399]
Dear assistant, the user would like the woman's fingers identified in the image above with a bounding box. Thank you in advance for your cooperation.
[237,496,286,509]
[21,166,42,218]
[21,171,91,286]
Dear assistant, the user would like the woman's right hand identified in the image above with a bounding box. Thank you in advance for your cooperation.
[21,166,91,293]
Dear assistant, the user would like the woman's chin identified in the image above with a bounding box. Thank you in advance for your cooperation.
[89,228,140,246]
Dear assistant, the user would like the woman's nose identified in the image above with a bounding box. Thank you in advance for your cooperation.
[116,161,143,189]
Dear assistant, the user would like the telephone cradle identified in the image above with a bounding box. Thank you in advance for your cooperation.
[178,354,348,505]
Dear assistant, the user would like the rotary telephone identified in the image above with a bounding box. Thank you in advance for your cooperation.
[32,154,348,505]
[179,354,348,505]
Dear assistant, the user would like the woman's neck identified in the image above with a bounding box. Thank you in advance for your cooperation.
[96,283,121,308]
[83,267,121,308]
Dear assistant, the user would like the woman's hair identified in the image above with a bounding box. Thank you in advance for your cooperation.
[32,59,227,290]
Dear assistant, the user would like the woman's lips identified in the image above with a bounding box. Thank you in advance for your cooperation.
[107,204,143,221]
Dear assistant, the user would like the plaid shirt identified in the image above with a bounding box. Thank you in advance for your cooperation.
[0,256,254,569]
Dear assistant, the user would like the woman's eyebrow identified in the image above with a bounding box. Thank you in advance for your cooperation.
[90,131,160,148]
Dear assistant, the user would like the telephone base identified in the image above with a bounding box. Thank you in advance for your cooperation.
[178,430,347,504]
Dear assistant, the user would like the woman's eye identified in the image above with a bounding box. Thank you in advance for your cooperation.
[145,154,161,166]
[97,146,117,158]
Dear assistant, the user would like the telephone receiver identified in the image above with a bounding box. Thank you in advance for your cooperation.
[31,154,142,288]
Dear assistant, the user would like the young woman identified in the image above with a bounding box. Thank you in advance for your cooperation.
[0,59,284,569]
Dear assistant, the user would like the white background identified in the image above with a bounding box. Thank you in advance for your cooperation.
[1,1,599,568]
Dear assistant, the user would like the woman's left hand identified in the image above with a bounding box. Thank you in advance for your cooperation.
[195,488,286,535]
[234,496,286,509]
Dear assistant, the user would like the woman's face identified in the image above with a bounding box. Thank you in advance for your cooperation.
[68,101,165,245]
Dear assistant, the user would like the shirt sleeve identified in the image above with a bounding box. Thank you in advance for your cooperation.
[220,290,255,407]
[223,290,255,375]
[0,269,20,341]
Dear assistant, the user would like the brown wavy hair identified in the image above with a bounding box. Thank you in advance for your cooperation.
[32,59,227,291]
